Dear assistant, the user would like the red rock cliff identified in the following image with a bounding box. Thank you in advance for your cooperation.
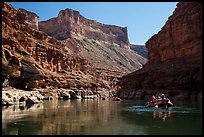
[39,8,130,49]
[117,2,202,101]
[2,2,118,92]
[38,8,147,74]
[146,2,202,64]
[18,8,39,30]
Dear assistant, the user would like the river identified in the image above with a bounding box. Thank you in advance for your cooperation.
[2,99,202,135]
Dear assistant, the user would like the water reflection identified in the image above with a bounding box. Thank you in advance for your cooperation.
[2,103,44,122]
[36,99,122,135]
[3,99,136,135]
[153,107,173,122]
[124,101,202,135]
[2,100,202,135]
[2,103,44,135]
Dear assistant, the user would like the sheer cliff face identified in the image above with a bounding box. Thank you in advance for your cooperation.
[118,2,202,97]
[2,2,113,91]
[18,8,39,30]
[146,2,202,64]
[2,2,145,93]
[39,8,147,73]
[39,8,130,48]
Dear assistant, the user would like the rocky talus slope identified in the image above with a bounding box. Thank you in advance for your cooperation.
[117,2,202,101]
[39,8,147,73]
[2,2,130,105]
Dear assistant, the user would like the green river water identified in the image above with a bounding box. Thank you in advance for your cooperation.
[2,99,202,135]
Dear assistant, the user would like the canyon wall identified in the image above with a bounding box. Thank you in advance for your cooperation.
[39,8,130,48]
[117,2,202,101]
[2,2,119,94]
[130,44,148,58]
[39,8,147,73]
[18,8,39,30]
[146,2,202,64]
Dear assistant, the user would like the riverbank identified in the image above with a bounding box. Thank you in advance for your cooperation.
[3,85,201,109]
[2,86,122,107]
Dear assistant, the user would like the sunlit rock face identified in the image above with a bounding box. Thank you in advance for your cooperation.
[18,8,39,30]
[39,8,130,48]
[39,8,147,74]
[117,2,202,101]
[146,2,202,64]
[2,2,118,92]
[2,1,146,98]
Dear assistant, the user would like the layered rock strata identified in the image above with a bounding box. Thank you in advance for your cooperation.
[130,44,148,58]
[2,2,123,104]
[117,2,202,101]
[39,8,147,73]
[39,8,130,47]
[18,8,39,30]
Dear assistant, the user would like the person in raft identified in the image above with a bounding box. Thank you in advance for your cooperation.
[150,95,158,103]
[159,93,174,106]
[160,93,167,99]
[156,93,169,101]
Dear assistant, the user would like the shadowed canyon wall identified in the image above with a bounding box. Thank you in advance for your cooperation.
[117,2,202,101]
[130,44,148,58]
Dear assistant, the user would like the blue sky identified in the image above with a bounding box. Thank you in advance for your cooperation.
[9,2,178,45]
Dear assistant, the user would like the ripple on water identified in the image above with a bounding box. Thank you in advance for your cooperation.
[127,105,201,114]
